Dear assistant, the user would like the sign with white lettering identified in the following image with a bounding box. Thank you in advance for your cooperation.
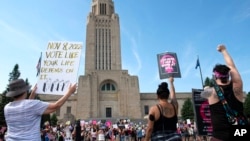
[192,89,213,136]
[157,52,181,79]
[36,41,83,95]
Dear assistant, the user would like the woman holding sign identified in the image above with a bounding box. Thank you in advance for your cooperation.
[4,78,77,141]
[145,77,181,141]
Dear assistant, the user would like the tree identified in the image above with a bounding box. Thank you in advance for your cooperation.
[50,113,58,126]
[8,64,21,82]
[181,98,194,120]
[0,90,9,125]
[204,77,213,87]
[244,92,250,118]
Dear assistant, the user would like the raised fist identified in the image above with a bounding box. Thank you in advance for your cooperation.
[217,44,226,52]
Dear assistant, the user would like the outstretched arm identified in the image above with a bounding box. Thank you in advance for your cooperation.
[217,44,242,84]
[217,44,243,100]
[169,77,178,111]
[29,84,37,99]
[43,83,77,114]
[217,44,236,68]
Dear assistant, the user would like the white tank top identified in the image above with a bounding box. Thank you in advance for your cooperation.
[98,133,105,141]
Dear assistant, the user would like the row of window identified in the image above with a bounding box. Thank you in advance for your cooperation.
[95,28,112,70]
[56,105,149,117]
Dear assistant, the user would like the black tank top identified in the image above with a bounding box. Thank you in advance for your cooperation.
[209,82,244,140]
[152,104,178,133]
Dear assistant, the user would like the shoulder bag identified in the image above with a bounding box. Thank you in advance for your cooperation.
[212,79,248,125]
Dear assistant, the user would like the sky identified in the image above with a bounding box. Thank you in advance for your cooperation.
[1,0,250,93]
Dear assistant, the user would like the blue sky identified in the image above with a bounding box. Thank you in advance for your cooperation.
[1,0,250,93]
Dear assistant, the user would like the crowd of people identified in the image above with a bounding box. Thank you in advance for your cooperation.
[39,119,147,141]
[41,119,209,141]
[1,119,208,141]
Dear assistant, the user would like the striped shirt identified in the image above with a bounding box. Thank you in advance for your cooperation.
[4,99,49,141]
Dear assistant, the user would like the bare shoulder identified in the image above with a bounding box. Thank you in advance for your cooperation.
[149,105,158,113]
[201,86,214,99]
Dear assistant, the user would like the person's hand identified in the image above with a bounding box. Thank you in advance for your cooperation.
[29,84,37,99]
[31,84,37,94]
[168,76,174,83]
[68,83,77,94]
[217,44,226,52]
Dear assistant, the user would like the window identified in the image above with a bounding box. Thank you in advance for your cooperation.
[67,106,71,114]
[106,107,112,118]
[100,3,106,15]
[144,105,149,115]
[101,82,116,91]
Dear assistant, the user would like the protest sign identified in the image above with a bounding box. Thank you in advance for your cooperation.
[157,52,181,79]
[192,88,213,136]
[36,41,82,95]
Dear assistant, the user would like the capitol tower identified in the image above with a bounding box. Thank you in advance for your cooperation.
[76,0,142,120]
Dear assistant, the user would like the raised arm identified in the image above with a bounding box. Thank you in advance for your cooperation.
[217,44,236,69]
[217,44,242,84]
[29,84,37,99]
[168,77,178,110]
[217,44,243,99]
[43,83,77,114]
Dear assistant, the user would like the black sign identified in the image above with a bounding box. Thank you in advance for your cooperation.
[157,52,181,79]
[192,89,213,136]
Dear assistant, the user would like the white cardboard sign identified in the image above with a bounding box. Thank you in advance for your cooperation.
[36,41,82,95]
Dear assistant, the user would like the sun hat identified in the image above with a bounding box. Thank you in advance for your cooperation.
[6,79,31,97]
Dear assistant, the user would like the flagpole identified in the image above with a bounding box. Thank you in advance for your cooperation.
[36,52,42,77]
[197,56,204,89]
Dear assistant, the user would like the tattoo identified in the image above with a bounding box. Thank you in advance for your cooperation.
[201,88,213,98]
[163,107,172,115]
[149,114,155,121]
[233,87,243,97]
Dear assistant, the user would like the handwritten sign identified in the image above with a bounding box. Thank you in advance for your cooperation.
[192,89,213,136]
[36,41,83,95]
[157,52,181,79]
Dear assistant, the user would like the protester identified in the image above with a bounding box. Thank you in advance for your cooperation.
[97,128,105,141]
[72,119,82,141]
[4,78,77,141]
[64,121,73,141]
[145,77,181,141]
[201,44,248,141]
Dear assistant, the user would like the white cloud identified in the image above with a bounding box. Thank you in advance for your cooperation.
[233,4,250,23]
[0,20,43,52]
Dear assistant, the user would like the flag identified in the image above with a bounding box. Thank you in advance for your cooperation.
[195,58,200,69]
[36,52,42,76]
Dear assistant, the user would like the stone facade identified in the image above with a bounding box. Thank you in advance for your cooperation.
[39,91,192,121]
